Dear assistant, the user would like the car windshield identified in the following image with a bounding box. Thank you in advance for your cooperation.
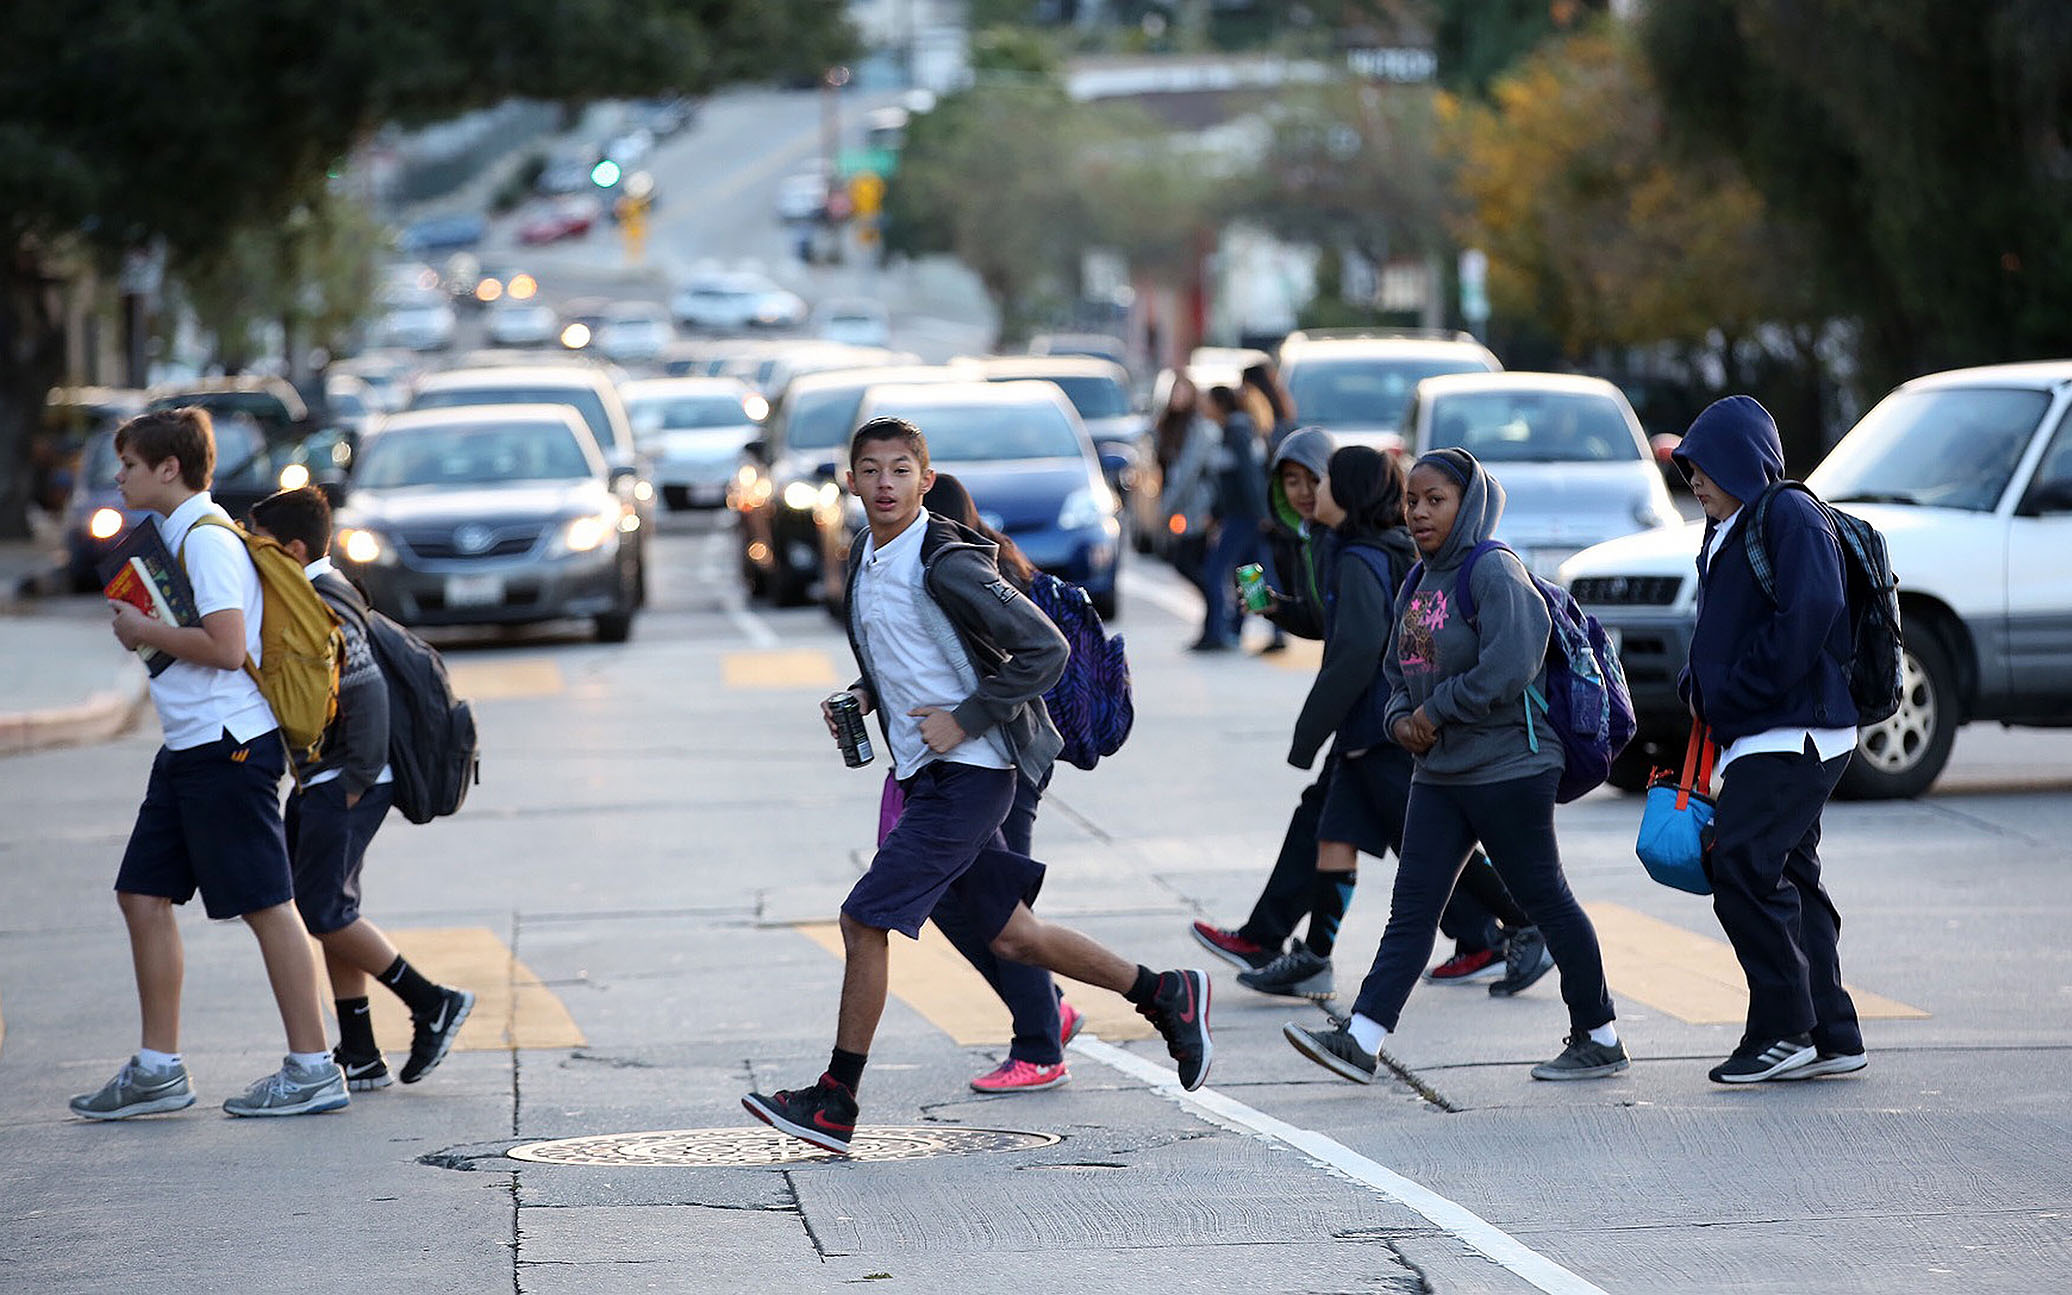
[1809,386,2052,513]
[209,418,273,484]
[1038,375,1130,421]
[630,393,749,431]
[413,386,618,454]
[355,423,593,488]
[1288,358,1492,429]
[83,435,121,488]
[783,387,865,450]
[877,402,1082,461]
[1425,390,1641,463]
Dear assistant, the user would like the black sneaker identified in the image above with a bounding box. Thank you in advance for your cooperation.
[1488,927,1554,998]
[1237,947,1335,1000]
[742,1074,858,1154]
[1708,1035,1816,1084]
[333,1046,393,1092]
[1530,1031,1631,1080]
[1282,1020,1377,1085]
[1775,1049,1867,1080]
[400,986,475,1084]
[1136,969,1213,1091]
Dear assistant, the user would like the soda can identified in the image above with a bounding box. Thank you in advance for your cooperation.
[1236,563,1270,613]
[827,691,874,768]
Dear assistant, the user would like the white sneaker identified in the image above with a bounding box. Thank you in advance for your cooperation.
[223,1058,350,1117]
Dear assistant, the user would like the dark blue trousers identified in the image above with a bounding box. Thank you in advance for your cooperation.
[1350,769,1614,1033]
[1707,742,1861,1052]
[929,775,1066,1065]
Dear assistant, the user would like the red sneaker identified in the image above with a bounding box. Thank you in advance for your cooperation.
[1058,1000,1083,1045]
[969,1058,1070,1093]
[1189,921,1276,971]
[1424,948,1505,984]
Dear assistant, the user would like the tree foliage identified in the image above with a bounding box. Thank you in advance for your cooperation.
[1640,0,2072,393]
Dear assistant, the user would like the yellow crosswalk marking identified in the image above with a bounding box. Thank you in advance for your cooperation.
[326,928,586,1053]
[1586,902,1928,1025]
[1262,639,1323,672]
[797,922,1154,1043]
[444,658,565,700]
[724,649,841,690]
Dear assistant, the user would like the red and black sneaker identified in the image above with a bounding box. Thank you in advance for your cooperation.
[1423,947,1504,984]
[742,1074,858,1154]
[1137,969,1213,1091]
[1189,921,1276,972]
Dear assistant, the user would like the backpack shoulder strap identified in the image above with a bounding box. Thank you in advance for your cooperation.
[1453,539,1511,626]
[1743,480,1816,604]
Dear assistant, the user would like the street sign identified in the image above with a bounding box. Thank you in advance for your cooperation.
[849,171,885,218]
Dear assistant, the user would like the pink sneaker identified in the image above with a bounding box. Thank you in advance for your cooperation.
[1058,1000,1083,1046]
[969,1058,1070,1093]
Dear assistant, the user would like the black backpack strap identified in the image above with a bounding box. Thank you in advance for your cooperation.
[1743,481,1818,605]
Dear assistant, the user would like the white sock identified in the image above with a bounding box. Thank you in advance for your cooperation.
[1347,1013,1389,1055]
[136,1048,182,1072]
[1587,1023,1619,1048]
[288,1050,333,1072]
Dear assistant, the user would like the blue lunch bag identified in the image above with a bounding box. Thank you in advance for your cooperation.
[1636,725,1717,896]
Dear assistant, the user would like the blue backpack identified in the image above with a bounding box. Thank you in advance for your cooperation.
[1027,572,1134,771]
[1398,541,1635,803]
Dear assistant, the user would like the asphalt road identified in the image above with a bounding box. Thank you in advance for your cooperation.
[3,510,2069,1293]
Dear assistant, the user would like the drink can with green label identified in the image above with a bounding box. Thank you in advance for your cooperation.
[1236,563,1270,613]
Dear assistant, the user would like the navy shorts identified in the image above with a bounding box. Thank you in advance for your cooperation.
[843,762,1046,941]
[1317,744,1413,860]
[116,731,294,920]
[286,779,395,935]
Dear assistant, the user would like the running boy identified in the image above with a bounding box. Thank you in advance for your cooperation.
[1674,396,1865,1083]
[743,418,1212,1153]
[248,486,475,1090]
[1284,448,1624,1084]
[71,408,347,1119]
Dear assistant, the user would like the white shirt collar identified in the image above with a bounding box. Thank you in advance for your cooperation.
[305,555,335,578]
[161,491,216,535]
[1705,505,1743,563]
[863,508,929,567]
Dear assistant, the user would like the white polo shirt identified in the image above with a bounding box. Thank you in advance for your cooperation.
[151,493,276,750]
[854,509,1012,780]
[1703,507,1855,773]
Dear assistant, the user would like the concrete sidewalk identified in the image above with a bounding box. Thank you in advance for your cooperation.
[0,541,150,755]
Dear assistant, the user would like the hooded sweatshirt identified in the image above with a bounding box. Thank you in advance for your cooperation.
[1671,396,1855,744]
[1263,427,1335,640]
[1287,473,1419,766]
[1382,451,1562,785]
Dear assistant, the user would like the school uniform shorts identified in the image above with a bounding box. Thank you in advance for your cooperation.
[1316,744,1413,859]
[843,761,1046,942]
[286,779,395,936]
[116,730,295,920]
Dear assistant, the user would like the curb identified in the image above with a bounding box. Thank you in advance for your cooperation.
[0,661,150,756]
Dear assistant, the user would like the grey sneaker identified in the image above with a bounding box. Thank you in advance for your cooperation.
[1775,1049,1867,1080]
[69,1057,196,1120]
[1488,927,1555,998]
[223,1058,350,1117]
[1283,1020,1378,1085]
[1530,1031,1631,1081]
[1238,947,1335,1000]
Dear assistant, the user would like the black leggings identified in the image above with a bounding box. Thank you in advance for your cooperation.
[1349,769,1614,1034]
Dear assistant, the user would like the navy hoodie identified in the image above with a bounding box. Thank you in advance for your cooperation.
[1672,396,1856,746]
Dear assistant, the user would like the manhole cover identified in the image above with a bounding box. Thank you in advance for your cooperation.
[507,1126,1062,1167]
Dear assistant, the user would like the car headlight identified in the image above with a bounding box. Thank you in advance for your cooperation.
[338,527,390,566]
[278,462,311,490]
[89,507,125,540]
[1059,486,1112,531]
[561,511,617,554]
[782,480,821,512]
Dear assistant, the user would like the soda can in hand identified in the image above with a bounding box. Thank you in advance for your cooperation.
[1236,563,1270,613]
[827,691,875,767]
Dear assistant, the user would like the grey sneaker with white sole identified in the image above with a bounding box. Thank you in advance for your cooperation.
[69,1057,196,1120]
[223,1058,350,1117]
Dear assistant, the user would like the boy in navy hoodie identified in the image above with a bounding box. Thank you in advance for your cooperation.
[1674,396,1866,1084]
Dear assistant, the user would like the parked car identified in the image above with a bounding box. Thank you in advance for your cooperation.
[396,213,486,256]
[591,302,675,366]
[841,380,1123,618]
[1277,329,1502,453]
[373,289,458,352]
[813,298,892,348]
[621,376,764,509]
[1562,361,2072,799]
[1028,332,1131,370]
[485,298,561,348]
[145,377,312,444]
[972,355,1148,510]
[517,196,600,245]
[59,432,147,591]
[332,406,644,641]
[736,363,961,605]
[1401,372,1681,578]
[671,271,807,333]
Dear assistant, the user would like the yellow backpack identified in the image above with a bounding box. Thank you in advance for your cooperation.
[183,514,343,765]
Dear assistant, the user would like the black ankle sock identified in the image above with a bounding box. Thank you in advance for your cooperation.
[378,956,446,1017]
[827,1048,867,1094]
[1305,871,1358,957]
[335,997,376,1057]
[1124,965,1160,1005]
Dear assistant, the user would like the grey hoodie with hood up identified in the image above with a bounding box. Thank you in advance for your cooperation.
[1382,450,1562,786]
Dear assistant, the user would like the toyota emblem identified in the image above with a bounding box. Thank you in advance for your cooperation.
[454,524,494,554]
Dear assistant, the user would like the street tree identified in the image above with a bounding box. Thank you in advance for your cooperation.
[0,0,853,537]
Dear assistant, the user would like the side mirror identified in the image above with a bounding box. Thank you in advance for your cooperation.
[743,437,769,463]
[1099,450,1132,479]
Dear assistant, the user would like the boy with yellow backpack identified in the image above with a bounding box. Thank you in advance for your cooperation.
[71,407,351,1120]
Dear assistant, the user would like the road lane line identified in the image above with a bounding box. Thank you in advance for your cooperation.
[444,658,566,701]
[341,928,586,1054]
[1071,1036,1610,1295]
[795,923,1154,1043]
[1586,902,1928,1025]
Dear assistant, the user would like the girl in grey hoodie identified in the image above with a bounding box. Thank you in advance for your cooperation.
[1284,448,1627,1085]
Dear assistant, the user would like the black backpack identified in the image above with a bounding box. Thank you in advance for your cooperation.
[363,611,480,824]
[1743,481,1905,726]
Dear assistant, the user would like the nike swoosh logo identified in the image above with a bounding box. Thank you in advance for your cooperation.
[427,1004,451,1032]
[1177,976,1197,1026]
[812,1111,853,1133]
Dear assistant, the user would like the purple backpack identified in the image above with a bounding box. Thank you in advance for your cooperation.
[1027,572,1133,771]
[1399,541,1635,802]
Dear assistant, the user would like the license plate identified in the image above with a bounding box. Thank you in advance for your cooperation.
[446,574,505,608]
